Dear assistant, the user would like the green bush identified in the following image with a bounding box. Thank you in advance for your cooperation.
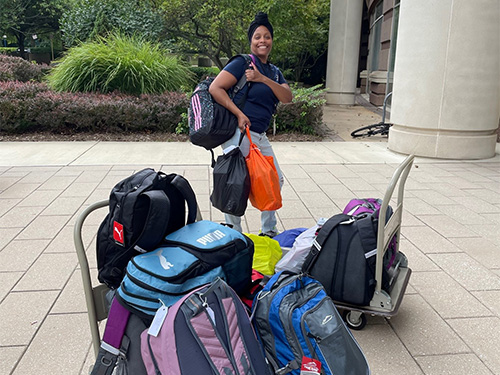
[274,84,326,135]
[0,81,188,134]
[0,55,50,82]
[46,33,194,95]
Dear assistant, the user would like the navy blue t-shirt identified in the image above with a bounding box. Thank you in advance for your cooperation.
[224,54,286,133]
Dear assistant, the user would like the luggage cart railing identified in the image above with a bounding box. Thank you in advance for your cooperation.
[372,154,414,309]
[74,199,110,357]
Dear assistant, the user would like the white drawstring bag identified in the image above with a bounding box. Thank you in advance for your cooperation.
[274,224,320,274]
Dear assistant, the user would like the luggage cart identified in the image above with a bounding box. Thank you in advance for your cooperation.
[337,154,415,330]
[74,199,202,356]
[74,199,110,357]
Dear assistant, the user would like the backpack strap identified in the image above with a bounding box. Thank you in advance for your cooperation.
[91,298,131,375]
[302,214,353,272]
[170,174,198,224]
[133,173,198,252]
[133,190,171,252]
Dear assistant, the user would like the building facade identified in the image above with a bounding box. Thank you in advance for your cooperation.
[326,0,500,159]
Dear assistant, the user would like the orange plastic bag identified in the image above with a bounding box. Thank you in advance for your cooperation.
[245,128,282,211]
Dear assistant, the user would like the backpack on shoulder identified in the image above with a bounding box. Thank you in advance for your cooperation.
[96,168,198,289]
[188,54,254,166]
[116,220,254,316]
[140,277,272,375]
[252,272,370,375]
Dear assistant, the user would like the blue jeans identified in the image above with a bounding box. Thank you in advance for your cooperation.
[220,128,284,233]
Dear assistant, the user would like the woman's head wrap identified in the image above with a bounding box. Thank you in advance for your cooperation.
[247,12,274,42]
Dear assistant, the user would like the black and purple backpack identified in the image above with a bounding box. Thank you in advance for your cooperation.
[189,54,254,166]
[343,198,397,270]
[140,277,271,375]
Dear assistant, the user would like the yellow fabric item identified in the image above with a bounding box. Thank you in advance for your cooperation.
[245,233,282,276]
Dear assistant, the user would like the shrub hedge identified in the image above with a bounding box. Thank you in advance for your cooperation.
[0,81,188,134]
[0,81,325,136]
[0,55,50,82]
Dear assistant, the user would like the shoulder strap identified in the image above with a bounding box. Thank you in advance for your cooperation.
[170,174,198,224]
[302,214,353,272]
[91,298,131,375]
[133,190,171,252]
[133,173,198,251]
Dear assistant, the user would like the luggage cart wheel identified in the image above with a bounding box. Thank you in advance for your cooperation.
[343,310,367,330]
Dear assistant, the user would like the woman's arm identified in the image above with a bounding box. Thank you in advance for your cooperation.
[245,62,293,103]
[209,70,250,131]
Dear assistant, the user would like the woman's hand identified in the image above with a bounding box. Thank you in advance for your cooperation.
[237,113,250,132]
[245,62,264,83]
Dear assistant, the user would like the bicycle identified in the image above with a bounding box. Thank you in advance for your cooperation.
[351,92,392,138]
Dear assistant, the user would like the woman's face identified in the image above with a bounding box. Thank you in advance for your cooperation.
[250,25,273,61]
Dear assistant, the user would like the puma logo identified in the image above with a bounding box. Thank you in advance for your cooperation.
[144,249,174,270]
[114,226,123,240]
[113,221,124,245]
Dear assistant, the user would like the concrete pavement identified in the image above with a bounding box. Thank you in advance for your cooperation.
[1,104,499,374]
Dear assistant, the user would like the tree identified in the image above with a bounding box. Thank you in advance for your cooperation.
[264,0,330,82]
[60,0,165,48]
[160,0,253,69]
[0,0,65,59]
[159,0,329,80]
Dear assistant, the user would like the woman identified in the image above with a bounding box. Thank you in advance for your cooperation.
[209,12,293,236]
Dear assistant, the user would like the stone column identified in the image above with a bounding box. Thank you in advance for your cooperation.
[388,0,499,159]
[325,0,364,105]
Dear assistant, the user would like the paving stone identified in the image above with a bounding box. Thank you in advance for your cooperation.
[275,200,311,219]
[0,291,58,346]
[19,171,56,184]
[428,253,500,291]
[434,204,493,225]
[0,271,23,301]
[404,197,441,215]
[60,182,99,197]
[410,271,492,319]
[74,170,109,184]
[322,184,356,199]
[16,215,71,240]
[448,317,500,375]
[389,294,469,356]
[0,227,22,251]
[0,183,41,199]
[38,176,77,190]
[16,190,60,207]
[415,353,492,375]
[417,215,479,238]
[307,172,342,184]
[0,346,25,375]
[449,196,500,214]
[13,253,77,291]
[0,198,21,216]
[448,237,500,269]
[400,239,440,272]
[288,178,322,192]
[402,226,462,254]
[52,269,98,314]
[11,313,92,375]
[296,191,335,208]
[353,323,425,375]
[471,290,500,318]
[0,239,49,272]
